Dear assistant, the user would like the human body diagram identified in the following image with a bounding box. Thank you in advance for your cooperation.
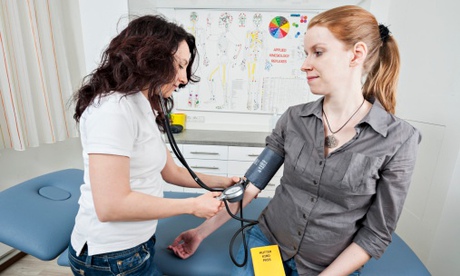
[204,12,242,109]
[241,13,267,111]
[185,12,206,108]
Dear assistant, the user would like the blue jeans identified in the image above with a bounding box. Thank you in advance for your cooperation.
[231,225,299,276]
[68,236,162,276]
[231,225,361,276]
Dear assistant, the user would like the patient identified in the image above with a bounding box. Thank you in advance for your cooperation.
[68,15,237,275]
[169,5,421,276]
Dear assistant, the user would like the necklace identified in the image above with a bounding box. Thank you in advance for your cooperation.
[323,98,365,148]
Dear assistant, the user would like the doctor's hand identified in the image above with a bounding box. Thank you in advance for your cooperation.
[191,192,224,219]
[228,176,242,187]
[168,228,202,259]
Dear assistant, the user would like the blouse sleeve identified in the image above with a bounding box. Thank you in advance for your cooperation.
[265,108,289,157]
[353,127,422,259]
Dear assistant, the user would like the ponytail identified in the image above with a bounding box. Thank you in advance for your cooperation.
[363,34,400,114]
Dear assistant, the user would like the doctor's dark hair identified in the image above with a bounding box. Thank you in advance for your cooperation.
[308,5,400,114]
[73,14,199,131]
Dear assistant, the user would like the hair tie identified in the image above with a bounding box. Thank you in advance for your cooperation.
[379,24,391,43]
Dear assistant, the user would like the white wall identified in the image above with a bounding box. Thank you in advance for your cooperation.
[79,0,130,74]
[386,1,460,275]
[418,1,460,274]
[429,152,460,274]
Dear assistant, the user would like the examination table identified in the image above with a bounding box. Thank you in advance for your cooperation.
[0,169,83,261]
[0,170,430,275]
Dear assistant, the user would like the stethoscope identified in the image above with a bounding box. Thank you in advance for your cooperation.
[159,92,258,267]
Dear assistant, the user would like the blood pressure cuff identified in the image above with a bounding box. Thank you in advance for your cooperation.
[244,147,284,190]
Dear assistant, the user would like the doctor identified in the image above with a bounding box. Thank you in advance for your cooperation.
[68,15,237,276]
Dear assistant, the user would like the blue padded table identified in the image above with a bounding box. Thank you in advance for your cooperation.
[0,169,83,261]
[58,191,430,275]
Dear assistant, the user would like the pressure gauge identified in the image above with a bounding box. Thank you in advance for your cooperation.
[216,181,246,202]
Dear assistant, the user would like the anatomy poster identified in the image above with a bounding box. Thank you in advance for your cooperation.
[169,9,318,114]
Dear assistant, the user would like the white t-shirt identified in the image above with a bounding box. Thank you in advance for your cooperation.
[71,91,167,256]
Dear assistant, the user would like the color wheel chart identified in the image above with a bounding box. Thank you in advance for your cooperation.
[269,16,290,39]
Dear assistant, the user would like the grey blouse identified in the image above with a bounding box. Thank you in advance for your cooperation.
[257,97,421,275]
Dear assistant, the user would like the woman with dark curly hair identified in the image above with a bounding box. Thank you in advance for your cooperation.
[68,15,236,275]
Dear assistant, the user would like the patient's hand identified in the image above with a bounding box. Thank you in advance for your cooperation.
[168,228,203,259]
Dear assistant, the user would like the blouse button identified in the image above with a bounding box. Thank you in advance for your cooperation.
[303,214,307,219]
[310,197,316,203]
[319,161,323,166]
[313,180,318,185]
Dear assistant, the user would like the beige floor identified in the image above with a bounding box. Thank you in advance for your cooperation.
[1,254,72,276]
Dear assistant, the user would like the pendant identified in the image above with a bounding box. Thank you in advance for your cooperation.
[325,135,338,148]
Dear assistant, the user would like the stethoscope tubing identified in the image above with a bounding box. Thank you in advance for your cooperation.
[159,92,257,266]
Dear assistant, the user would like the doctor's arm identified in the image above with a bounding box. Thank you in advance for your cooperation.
[161,147,237,189]
[168,183,261,259]
[90,153,223,222]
